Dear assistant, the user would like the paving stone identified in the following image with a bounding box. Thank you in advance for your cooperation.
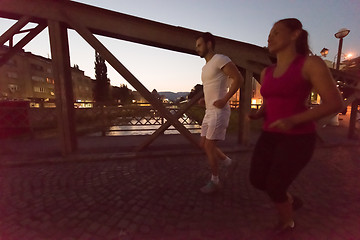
[139,225,151,234]
[78,232,96,240]
[117,219,130,229]
[96,225,112,237]
[87,222,102,233]
[127,223,139,234]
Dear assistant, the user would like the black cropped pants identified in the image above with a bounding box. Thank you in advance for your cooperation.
[250,131,316,203]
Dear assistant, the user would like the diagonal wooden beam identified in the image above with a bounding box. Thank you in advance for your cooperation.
[136,90,204,151]
[0,15,31,46]
[0,22,46,67]
[348,99,359,139]
[64,13,200,148]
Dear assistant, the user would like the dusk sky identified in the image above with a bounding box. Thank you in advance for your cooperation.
[0,0,359,92]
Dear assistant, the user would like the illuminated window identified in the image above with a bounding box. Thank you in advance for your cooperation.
[33,86,46,93]
[8,84,19,93]
[46,77,54,84]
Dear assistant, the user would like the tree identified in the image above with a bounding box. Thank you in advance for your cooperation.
[187,84,203,99]
[94,51,110,103]
[112,84,133,105]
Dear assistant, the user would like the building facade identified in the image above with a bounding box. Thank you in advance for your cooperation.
[0,46,94,106]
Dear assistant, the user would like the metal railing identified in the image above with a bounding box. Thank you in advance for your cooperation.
[0,102,202,138]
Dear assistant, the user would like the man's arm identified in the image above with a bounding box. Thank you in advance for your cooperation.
[213,61,244,108]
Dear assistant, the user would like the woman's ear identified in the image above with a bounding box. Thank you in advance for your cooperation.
[292,29,302,41]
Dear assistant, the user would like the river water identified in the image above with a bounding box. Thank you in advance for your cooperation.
[90,117,201,136]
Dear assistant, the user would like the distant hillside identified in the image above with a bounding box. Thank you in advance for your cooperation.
[158,91,189,101]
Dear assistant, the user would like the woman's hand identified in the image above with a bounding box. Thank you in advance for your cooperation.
[248,112,261,120]
[269,118,296,131]
[248,107,265,120]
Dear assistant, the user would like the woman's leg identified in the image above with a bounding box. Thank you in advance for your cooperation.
[266,133,316,229]
[249,132,275,191]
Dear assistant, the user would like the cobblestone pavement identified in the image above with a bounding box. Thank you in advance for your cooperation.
[0,144,360,240]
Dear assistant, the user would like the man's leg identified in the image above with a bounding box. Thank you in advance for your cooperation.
[215,147,226,161]
[215,110,232,165]
[203,138,220,176]
[215,147,233,167]
[201,137,229,164]
[200,138,222,193]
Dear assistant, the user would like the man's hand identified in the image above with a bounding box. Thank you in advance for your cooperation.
[213,98,227,109]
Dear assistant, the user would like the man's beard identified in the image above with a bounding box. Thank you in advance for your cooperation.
[199,48,209,58]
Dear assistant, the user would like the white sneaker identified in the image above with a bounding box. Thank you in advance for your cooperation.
[200,181,222,194]
[224,158,236,177]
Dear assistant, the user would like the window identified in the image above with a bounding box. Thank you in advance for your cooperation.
[6,59,17,66]
[32,76,45,82]
[33,86,46,93]
[7,72,18,79]
[46,78,54,84]
[8,84,19,93]
[30,63,44,72]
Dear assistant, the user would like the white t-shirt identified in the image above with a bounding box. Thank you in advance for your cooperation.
[201,54,231,110]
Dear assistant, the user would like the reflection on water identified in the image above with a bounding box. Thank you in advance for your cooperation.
[88,116,201,136]
[106,124,201,136]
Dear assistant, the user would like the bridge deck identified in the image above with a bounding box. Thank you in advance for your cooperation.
[0,119,359,239]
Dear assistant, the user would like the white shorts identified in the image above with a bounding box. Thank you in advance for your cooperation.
[201,108,231,141]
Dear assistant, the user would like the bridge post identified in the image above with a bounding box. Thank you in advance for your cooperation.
[238,70,253,145]
[48,20,77,155]
[348,99,359,139]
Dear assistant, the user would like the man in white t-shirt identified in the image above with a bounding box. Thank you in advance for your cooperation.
[196,32,244,194]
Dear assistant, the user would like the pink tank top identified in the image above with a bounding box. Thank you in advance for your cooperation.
[260,55,316,134]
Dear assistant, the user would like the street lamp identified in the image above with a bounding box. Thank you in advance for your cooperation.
[334,28,350,70]
[320,48,329,57]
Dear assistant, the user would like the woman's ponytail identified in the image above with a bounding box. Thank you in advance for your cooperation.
[277,18,310,56]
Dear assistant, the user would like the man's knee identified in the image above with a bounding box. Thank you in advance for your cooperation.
[203,139,216,152]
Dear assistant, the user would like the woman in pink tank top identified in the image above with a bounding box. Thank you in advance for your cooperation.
[249,18,344,235]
